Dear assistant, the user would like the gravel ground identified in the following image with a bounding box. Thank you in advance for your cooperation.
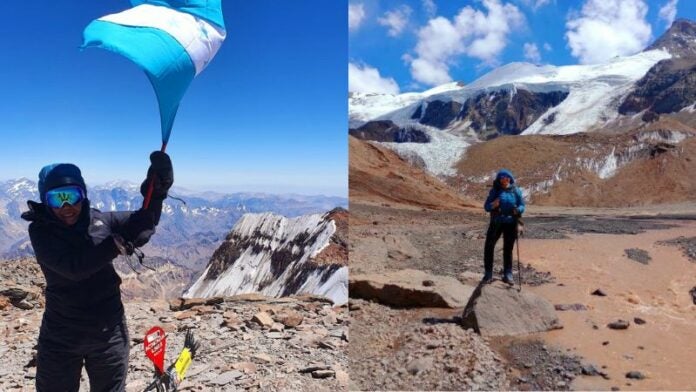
[522,216,677,239]
[0,258,349,392]
[657,236,696,262]
[497,339,606,391]
[349,203,688,391]
[349,299,509,391]
[350,203,555,284]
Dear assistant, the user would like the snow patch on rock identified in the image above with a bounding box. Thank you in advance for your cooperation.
[184,211,348,305]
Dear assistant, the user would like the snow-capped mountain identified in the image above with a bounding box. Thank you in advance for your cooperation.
[351,50,670,137]
[0,179,347,269]
[349,81,465,128]
[349,19,696,206]
[184,208,348,305]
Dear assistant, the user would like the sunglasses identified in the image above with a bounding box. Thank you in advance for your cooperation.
[46,185,85,209]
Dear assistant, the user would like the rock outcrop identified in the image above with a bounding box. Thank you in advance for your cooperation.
[184,209,348,305]
[461,281,562,337]
[0,258,44,311]
[414,90,568,138]
[349,120,430,143]
[645,19,696,58]
[619,58,696,115]
[349,269,474,308]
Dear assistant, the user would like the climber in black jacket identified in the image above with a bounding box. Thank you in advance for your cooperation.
[22,151,173,392]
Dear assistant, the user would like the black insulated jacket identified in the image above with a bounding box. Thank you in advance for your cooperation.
[21,199,160,328]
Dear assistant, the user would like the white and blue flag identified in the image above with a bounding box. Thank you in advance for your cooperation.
[83,0,226,144]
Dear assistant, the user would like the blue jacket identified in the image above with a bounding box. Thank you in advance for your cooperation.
[484,169,525,224]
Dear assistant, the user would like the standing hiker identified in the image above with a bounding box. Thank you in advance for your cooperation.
[22,152,173,391]
[483,169,525,284]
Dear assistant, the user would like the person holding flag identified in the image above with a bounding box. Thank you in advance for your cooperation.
[22,153,173,391]
[22,0,224,387]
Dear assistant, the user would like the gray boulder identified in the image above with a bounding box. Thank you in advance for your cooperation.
[462,281,562,337]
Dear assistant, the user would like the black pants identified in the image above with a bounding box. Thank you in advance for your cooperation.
[36,315,129,392]
[484,220,517,277]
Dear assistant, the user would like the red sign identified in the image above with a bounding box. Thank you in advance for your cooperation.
[144,326,167,374]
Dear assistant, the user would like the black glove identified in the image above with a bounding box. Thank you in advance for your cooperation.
[121,209,156,248]
[140,151,173,201]
[112,234,134,256]
[513,207,520,217]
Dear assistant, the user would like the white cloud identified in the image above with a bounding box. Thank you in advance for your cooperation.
[533,0,552,9]
[658,0,678,28]
[349,3,366,31]
[378,5,412,37]
[349,62,401,94]
[524,42,541,63]
[422,0,437,17]
[519,0,553,10]
[407,0,525,86]
[543,42,552,51]
[565,0,652,64]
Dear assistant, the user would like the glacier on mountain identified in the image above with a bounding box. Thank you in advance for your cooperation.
[349,49,672,177]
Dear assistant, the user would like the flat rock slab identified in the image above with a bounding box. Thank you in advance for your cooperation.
[462,281,562,337]
[349,269,475,308]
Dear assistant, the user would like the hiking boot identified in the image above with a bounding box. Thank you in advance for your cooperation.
[502,273,514,285]
[482,273,493,284]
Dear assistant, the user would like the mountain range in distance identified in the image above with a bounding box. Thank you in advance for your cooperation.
[0,178,347,270]
[349,19,696,208]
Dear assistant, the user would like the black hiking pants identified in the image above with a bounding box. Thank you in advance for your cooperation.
[483,220,517,277]
[36,314,129,392]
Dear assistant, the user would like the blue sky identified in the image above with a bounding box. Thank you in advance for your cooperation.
[0,1,347,197]
[349,0,696,93]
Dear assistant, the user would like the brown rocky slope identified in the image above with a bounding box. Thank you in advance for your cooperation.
[349,136,476,210]
[454,120,696,207]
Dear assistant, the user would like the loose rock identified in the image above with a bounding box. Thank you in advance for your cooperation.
[211,370,243,385]
[554,303,587,311]
[607,320,630,330]
[406,357,433,375]
[626,371,645,380]
[251,311,274,328]
[311,369,335,379]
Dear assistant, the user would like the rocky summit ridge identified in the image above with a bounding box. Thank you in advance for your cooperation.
[0,258,349,391]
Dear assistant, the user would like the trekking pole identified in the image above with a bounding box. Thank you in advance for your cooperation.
[516,236,522,292]
[516,218,523,292]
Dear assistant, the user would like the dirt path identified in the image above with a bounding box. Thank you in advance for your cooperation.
[522,221,696,390]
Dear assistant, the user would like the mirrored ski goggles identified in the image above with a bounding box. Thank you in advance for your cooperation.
[45,185,85,209]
